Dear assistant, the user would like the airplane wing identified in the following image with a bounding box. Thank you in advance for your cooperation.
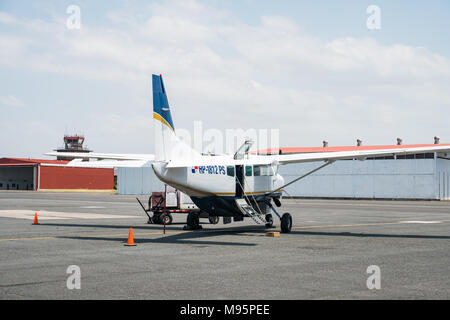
[44,152,155,161]
[260,144,450,195]
[272,145,450,165]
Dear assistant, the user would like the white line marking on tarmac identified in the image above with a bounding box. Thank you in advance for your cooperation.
[79,206,106,209]
[284,200,450,210]
[0,210,141,220]
[292,219,450,230]
[399,220,442,224]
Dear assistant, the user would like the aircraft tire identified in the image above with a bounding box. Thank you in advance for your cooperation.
[208,216,220,224]
[152,214,162,224]
[265,214,274,228]
[273,198,281,207]
[280,213,292,233]
[186,213,201,230]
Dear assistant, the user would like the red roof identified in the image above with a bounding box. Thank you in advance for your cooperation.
[0,158,70,165]
[256,144,450,155]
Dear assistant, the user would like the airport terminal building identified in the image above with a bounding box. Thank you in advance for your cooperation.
[0,135,115,191]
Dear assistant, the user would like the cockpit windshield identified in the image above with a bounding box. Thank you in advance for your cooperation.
[234,139,253,160]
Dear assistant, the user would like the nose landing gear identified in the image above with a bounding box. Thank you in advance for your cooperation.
[280,212,292,233]
[267,200,292,233]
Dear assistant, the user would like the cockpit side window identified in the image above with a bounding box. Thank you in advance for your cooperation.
[253,165,274,176]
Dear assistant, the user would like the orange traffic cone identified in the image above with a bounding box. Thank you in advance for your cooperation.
[32,212,39,225]
[125,227,136,246]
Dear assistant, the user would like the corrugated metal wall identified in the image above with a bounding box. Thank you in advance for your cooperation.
[116,158,450,199]
[117,167,164,195]
[437,158,450,200]
[39,165,114,190]
[278,159,439,199]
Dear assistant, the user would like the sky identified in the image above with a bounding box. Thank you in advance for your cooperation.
[1,0,449,158]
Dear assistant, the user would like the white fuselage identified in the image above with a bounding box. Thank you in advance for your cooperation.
[152,154,285,198]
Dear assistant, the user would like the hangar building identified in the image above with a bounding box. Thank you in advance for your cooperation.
[0,158,114,191]
[116,167,164,195]
[279,155,450,200]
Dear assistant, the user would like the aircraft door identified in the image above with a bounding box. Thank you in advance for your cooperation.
[235,165,244,198]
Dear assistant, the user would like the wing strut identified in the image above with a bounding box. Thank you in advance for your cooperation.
[274,160,334,192]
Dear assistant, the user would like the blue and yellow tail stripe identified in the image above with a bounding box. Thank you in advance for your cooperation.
[152,74,175,132]
[153,111,174,132]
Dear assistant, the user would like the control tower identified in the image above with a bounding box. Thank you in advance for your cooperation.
[54,134,92,160]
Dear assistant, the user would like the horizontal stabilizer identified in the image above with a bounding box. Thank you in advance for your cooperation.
[44,152,155,161]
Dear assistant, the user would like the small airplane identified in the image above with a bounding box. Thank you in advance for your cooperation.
[150,74,450,233]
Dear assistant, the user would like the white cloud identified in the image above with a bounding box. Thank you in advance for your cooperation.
[0,11,17,24]
[0,0,449,156]
[0,95,24,108]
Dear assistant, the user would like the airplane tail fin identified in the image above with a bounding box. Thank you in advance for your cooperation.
[152,74,199,162]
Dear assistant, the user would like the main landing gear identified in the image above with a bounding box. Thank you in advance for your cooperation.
[265,214,274,228]
[208,216,220,225]
[183,212,203,230]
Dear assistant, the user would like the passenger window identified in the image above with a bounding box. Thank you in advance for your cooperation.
[253,165,261,176]
[227,166,235,177]
[245,165,252,176]
[261,165,269,176]
[259,165,272,176]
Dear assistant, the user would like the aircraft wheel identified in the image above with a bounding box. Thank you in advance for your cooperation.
[280,213,292,233]
[265,214,274,228]
[273,198,281,207]
[208,216,220,224]
[186,212,202,230]
[152,214,162,224]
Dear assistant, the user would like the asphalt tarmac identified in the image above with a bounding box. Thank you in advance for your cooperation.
[1,191,450,299]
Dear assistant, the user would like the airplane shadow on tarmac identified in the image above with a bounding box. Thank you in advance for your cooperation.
[38,221,450,246]
[41,222,264,247]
